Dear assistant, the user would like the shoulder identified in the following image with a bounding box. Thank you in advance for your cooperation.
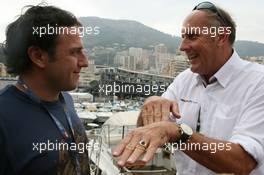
[233,51,264,76]
[0,85,19,105]
[238,59,264,84]
[61,92,74,104]
[162,69,197,100]
[0,87,12,144]
[0,85,13,97]
[61,91,76,111]
[171,68,197,86]
[176,68,195,78]
[243,61,264,74]
[61,91,72,99]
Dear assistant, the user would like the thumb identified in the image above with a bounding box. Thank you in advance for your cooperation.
[137,111,143,127]
[171,102,181,118]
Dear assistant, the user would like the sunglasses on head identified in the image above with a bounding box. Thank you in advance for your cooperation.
[193,1,228,26]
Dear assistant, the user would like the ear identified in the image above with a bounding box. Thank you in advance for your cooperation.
[27,46,49,68]
[216,27,230,47]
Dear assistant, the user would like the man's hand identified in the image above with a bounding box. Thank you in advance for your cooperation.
[112,121,180,167]
[137,96,180,126]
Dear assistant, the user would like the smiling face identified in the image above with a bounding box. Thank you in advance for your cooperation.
[180,11,223,79]
[44,27,88,91]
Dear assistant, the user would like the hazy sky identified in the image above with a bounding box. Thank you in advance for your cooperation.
[1,0,264,43]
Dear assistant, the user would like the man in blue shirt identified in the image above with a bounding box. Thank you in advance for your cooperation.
[0,5,90,175]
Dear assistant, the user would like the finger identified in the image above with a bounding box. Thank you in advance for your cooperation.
[147,106,154,124]
[137,111,143,126]
[142,145,159,163]
[161,102,171,121]
[141,108,148,126]
[116,144,135,167]
[153,103,162,123]
[116,133,142,167]
[127,137,150,164]
[171,102,181,118]
[112,132,133,156]
[126,145,146,164]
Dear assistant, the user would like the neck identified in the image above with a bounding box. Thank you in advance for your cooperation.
[17,73,60,102]
[204,47,233,82]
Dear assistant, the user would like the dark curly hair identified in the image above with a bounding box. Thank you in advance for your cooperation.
[4,5,81,75]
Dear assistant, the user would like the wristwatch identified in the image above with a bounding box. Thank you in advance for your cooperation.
[178,123,193,143]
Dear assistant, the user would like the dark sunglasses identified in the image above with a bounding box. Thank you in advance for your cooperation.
[193,1,228,26]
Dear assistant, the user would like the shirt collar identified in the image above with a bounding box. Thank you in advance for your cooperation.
[195,50,244,88]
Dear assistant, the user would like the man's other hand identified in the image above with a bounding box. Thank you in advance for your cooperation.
[137,96,180,126]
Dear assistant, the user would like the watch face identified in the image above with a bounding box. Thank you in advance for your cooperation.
[181,123,193,135]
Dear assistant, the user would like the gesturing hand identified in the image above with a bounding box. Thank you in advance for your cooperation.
[137,96,180,126]
[112,121,180,167]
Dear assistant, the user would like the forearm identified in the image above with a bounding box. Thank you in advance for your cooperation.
[182,133,257,174]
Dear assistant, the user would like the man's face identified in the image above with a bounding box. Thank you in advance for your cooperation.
[180,11,220,77]
[45,27,88,91]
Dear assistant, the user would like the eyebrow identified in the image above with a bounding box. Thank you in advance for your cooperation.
[69,47,83,51]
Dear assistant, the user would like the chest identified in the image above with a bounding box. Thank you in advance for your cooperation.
[178,83,249,140]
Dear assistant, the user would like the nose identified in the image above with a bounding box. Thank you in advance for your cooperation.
[179,38,191,52]
[78,51,89,68]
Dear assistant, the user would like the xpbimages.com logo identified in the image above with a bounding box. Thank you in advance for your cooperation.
[32,140,100,154]
[99,82,166,95]
[181,24,232,38]
[164,141,232,154]
[32,24,100,37]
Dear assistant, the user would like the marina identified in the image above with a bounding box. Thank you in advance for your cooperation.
[85,112,177,175]
[74,98,177,175]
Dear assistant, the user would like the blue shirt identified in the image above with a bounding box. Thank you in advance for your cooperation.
[0,85,90,175]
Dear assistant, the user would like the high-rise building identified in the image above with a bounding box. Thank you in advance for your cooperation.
[169,55,189,77]
[114,48,151,71]
[78,59,100,88]
[126,56,136,70]
[0,63,7,77]
[129,47,143,58]
[154,44,169,73]
[114,51,128,66]
[155,43,167,54]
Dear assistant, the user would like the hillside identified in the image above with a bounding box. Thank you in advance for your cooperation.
[234,41,264,57]
[79,17,180,53]
[0,17,264,65]
[80,17,264,57]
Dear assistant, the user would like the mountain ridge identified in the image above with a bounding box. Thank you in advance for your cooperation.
[80,16,264,57]
[0,16,263,65]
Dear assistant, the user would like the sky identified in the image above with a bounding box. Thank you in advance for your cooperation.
[0,0,264,43]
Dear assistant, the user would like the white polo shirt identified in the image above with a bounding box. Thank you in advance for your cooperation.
[162,51,264,175]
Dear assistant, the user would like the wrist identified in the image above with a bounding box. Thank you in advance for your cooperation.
[145,96,161,103]
[163,122,194,143]
[178,123,193,143]
[162,121,181,142]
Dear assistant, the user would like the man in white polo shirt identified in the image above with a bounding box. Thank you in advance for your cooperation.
[113,2,264,175]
